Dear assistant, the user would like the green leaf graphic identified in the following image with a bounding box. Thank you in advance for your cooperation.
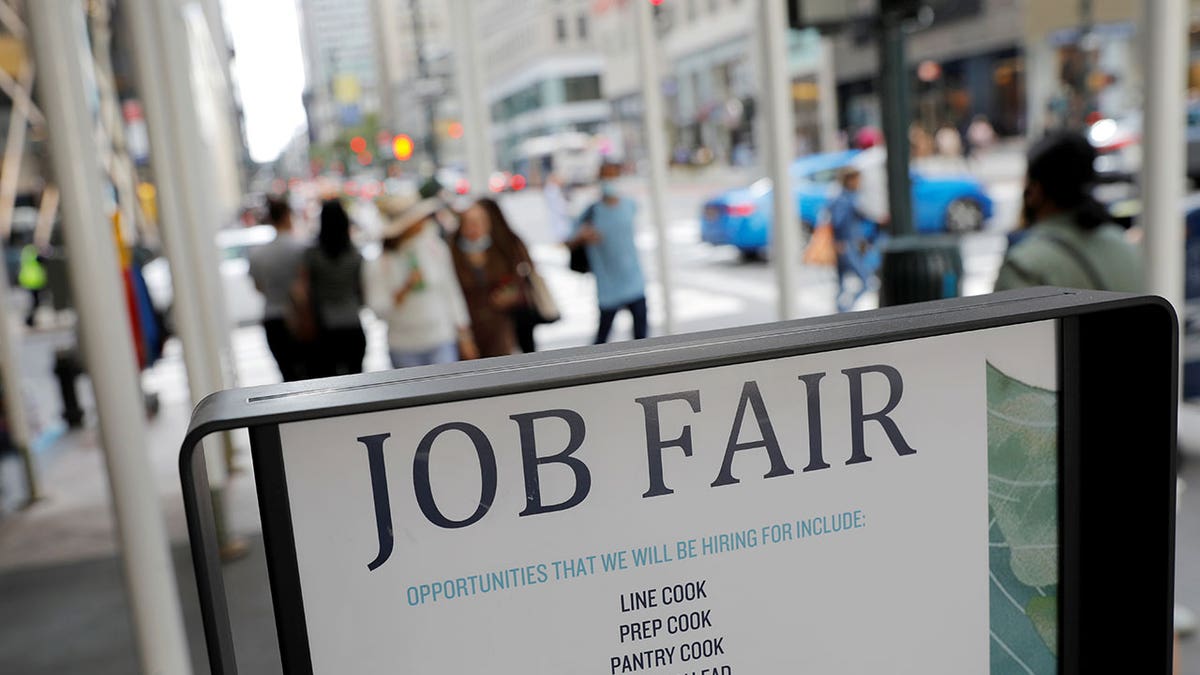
[986,363,1058,588]
[987,362,1059,674]
[1026,595,1057,655]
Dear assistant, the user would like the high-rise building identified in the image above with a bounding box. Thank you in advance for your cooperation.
[374,0,459,169]
[297,0,380,147]
[475,0,610,172]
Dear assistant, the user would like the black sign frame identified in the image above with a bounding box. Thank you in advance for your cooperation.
[180,288,1178,674]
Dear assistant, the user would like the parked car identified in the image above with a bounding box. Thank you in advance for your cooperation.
[700,150,994,259]
[141,224,277,330]
[1088,103,1200,182]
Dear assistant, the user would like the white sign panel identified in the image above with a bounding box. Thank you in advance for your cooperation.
[279,321,1058,673]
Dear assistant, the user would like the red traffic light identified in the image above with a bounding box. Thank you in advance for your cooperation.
[447,121,464,139]
[392,134,414,161]
[350,136,367,154]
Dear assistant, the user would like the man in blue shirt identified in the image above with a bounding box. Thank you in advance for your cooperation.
[567,162,648,343]
[827,166,881,312]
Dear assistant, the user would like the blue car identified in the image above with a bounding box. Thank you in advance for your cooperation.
[700,150,994,258]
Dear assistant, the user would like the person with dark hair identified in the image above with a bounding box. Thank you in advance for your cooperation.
[478,197,543,353]
[304,198,366,376]
[827,166,883,312]
[994,132,1142,292]
[450,198,536,357]
[248,195,308,381]
[565,161,648,344]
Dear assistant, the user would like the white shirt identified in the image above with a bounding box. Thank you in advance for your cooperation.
[544,182,571,242]
[362,226,470,353]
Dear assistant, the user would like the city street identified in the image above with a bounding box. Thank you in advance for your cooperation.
[2,151,1200,673]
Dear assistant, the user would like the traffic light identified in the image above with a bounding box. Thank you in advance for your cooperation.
[447,121,464,139]
[350,136,367,154]
[392,134,414,161]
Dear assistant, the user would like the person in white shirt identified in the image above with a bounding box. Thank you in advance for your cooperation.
[543,172,572,242]
[365,194,477,368]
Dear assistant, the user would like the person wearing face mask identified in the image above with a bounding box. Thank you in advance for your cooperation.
[450,198,534,358]
[366,194,477,368]
[994,132,1142,292]
[565,161,648,344]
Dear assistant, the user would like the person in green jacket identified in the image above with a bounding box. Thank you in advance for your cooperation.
[17,244,46,327]
[994,132,1143,293]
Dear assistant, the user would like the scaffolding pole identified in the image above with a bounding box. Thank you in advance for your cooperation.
[634,0,677,333]
[27,2,192,672]
[758,0,802,320]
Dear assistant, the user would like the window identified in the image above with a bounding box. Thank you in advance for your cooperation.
[577,13,588,40]
[555,15,568,42]
[708,0,719,14]
[687,0,697,22]
[563,75,602,102]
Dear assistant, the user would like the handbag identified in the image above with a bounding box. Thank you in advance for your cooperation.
[568,202,598,274]
[525,267,561,324]
[285,262,320,344]
[569,246,591,274]
[803,224,837,267]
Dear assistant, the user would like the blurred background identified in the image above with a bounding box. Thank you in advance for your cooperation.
[0,0,1195,672]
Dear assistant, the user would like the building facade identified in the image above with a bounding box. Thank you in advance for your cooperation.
[476,0,610,173]
[298,0,380,147]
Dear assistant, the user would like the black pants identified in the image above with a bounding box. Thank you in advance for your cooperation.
[263,318,306,382]
[511,306,538,353]
[595,296,648,344]
[313,325,367,378]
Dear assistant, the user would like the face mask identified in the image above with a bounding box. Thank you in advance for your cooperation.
[458,234,492,254]
[600,180,618,199]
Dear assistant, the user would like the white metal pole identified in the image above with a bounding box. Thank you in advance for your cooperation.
[154,1,236,393]
[449,0,495,191]
[1141,0,1187,318]
[633,0,676,334]
[26,3,192,673]
[138,0,233,491]
[124,0,218,409]
[0,57,39,503]
[758,0,802,320]
[816,36,839,153]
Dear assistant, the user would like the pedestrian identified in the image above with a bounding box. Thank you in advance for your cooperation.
[828,166,882,313]
[248,196,308,381]
[909,122,934,158]
[967,114,997,159]
[935,122,964,159]
[565,161,648,344]
[17,243,45,327]
[450,198,532,358]
[366,194,476,368]
[304,198,367,377]
[543,172,572,243]
[994,132,1142,292]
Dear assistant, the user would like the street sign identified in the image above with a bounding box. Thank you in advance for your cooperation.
[181,288,1178,674]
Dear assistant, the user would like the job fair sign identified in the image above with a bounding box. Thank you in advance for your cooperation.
[254,319,1057,674]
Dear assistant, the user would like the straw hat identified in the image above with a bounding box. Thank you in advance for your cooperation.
[376,193,441,239]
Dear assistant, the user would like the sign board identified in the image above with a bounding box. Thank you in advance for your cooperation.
[181,289,1178,674]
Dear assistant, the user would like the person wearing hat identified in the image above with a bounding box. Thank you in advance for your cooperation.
[828,165,882,312]
[365,194,476,368]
